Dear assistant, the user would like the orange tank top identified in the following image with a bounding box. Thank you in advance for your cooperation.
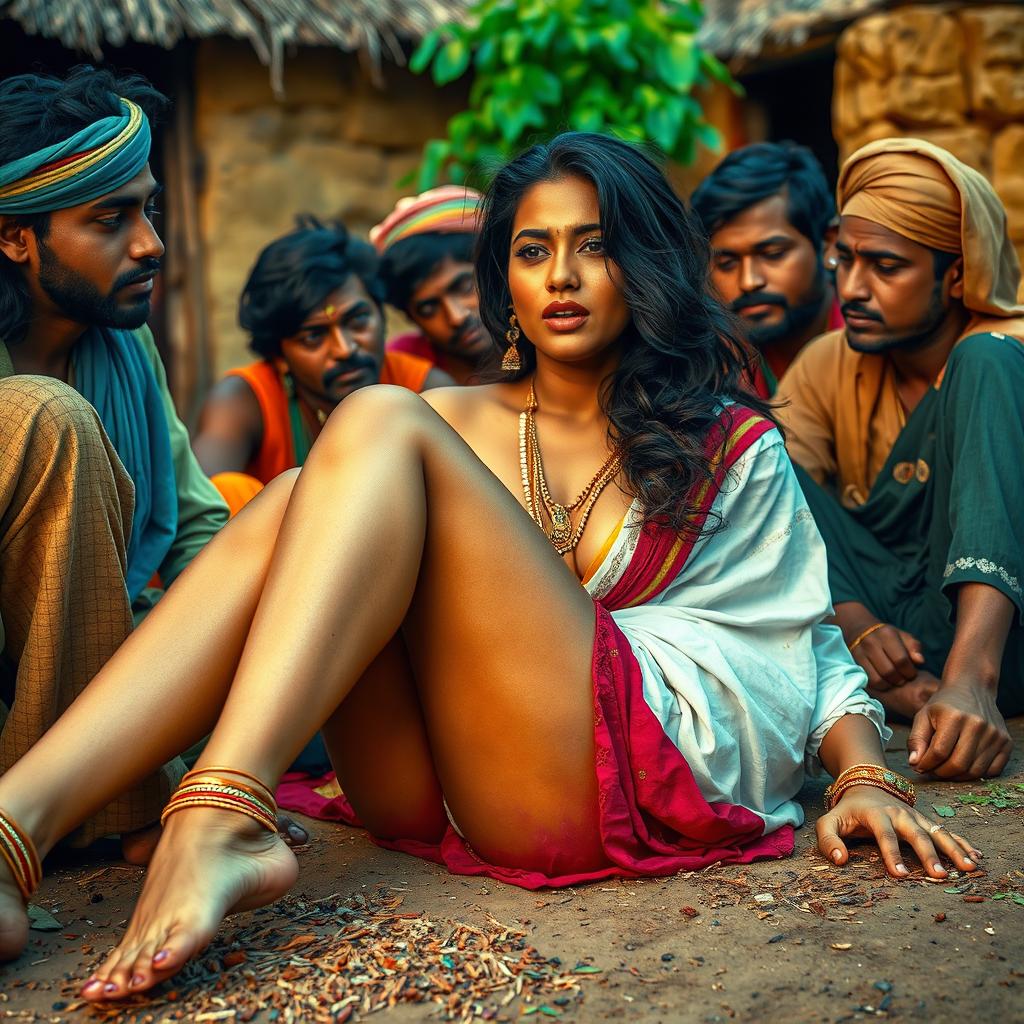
[225,351,434,484]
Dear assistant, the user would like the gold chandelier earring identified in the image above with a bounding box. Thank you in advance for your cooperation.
[502,311,522,373]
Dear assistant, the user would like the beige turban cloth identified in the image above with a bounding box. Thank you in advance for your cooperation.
[837,137,1024,318]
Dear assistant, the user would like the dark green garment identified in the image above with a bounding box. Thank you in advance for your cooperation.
[796,331,1024,715]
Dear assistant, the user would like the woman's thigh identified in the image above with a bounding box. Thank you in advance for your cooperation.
[321,636,447,844]
[400,403,605,872]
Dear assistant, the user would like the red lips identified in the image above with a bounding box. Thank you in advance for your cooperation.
[542,300,590,318]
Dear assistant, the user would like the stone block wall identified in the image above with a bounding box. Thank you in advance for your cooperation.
[833,3,1024,268]
[194,39,467,376]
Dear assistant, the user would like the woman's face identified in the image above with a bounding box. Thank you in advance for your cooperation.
[507,174,631,367]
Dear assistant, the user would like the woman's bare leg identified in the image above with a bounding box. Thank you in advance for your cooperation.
[0,470,299,960]
[86,386,602,997]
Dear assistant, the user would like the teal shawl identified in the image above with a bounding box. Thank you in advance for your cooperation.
[73,329,178,601]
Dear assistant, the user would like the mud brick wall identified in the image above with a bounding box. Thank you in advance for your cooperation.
[833,4,1024,268]
[194,39,466,376]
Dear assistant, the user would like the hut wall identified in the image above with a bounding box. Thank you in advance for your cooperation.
[833,3,1024,267]
[194,39,466,377]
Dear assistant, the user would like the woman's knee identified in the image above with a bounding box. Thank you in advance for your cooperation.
[316,386,434,457]
[221,468,298,549]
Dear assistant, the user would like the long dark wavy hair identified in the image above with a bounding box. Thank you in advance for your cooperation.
[0,66,168,345]
[476,131,776,533]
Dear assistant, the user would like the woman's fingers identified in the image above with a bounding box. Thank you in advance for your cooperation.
[947,830,983,862]
[815,812,849,865]
[925,824,978,871]
[896,811,949,877]
[860,811,910,877]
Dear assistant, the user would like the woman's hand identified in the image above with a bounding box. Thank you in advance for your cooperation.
[816,785,982,878]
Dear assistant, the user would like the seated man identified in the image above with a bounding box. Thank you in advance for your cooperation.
[193,217,452,506]
[777,137,1024,781]
[691,142,842,395]
[372,186,492,384]
[0,67,229,849]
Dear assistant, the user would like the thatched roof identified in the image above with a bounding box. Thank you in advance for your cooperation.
[698,0,896,60]
[2,0,467,81]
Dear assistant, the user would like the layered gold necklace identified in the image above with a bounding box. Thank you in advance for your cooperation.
[519,381,621,556]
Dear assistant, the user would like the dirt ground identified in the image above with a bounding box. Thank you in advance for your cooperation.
[2,721,1022,1024]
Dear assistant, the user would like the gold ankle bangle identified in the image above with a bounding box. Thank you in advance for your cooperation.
[0,808,42,903]
[161,778,278,833]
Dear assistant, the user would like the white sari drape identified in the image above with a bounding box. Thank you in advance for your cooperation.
[585,432,888,834]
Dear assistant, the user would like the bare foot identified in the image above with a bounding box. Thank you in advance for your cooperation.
[81,808,298,1000]
[870,675,940,722]
[121,814,307,868]
[121,824,161,865]
[0,870,28,962]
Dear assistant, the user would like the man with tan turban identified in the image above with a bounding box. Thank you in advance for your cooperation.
[776,137,1024,782]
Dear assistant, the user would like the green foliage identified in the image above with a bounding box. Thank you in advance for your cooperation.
[409,0,736,190]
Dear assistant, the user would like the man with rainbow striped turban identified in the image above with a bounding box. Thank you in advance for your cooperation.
[372,186,493,384]
[776,138,1024,781]
[0,68,232,852]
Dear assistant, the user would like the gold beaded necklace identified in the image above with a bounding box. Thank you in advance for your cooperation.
[519,381,621,556]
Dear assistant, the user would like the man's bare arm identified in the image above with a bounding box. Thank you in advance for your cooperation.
[192,376,263,477]
[908,582,1014,779]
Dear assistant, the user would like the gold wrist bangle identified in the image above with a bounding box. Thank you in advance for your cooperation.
[848,621,885,653]
[823,764,916,811]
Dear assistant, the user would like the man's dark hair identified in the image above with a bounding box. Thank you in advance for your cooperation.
[379,231,475,312]
[690,141,835,249]
[240,215,386,359]
[0,66,169,343]
[931,248,960,280]
[478,131,775,535]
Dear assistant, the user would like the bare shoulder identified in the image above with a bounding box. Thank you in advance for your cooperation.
[421,381,525,434]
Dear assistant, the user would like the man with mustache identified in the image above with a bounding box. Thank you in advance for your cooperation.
[0,67,232,850]
[691,142,842,395]
[193,217,452,506]
[372,186,492,385]
[776,138,1024,781]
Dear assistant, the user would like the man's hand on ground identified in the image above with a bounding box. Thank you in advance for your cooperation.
[908,680,1013,780]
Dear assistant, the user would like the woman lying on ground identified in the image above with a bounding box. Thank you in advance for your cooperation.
[0,133,980,997]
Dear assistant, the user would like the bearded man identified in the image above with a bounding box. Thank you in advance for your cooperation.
[777,138,1024,781]
[0,67,230,849]
[692,142,842,395]
[193,217,452,510]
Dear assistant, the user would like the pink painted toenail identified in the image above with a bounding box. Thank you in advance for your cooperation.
[103,983,118,993]
[81,980,101,994]
[153,949,170,964]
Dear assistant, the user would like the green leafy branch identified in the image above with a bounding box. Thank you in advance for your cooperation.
[409,0,737,189]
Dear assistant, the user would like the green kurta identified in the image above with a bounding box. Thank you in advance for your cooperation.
[0,324,228,632]
[796,330,1024,715]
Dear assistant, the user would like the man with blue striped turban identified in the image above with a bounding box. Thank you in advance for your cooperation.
[0,67,233,854]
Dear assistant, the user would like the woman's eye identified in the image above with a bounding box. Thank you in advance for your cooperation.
[515,244,546,260]
[580,237,605,254]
